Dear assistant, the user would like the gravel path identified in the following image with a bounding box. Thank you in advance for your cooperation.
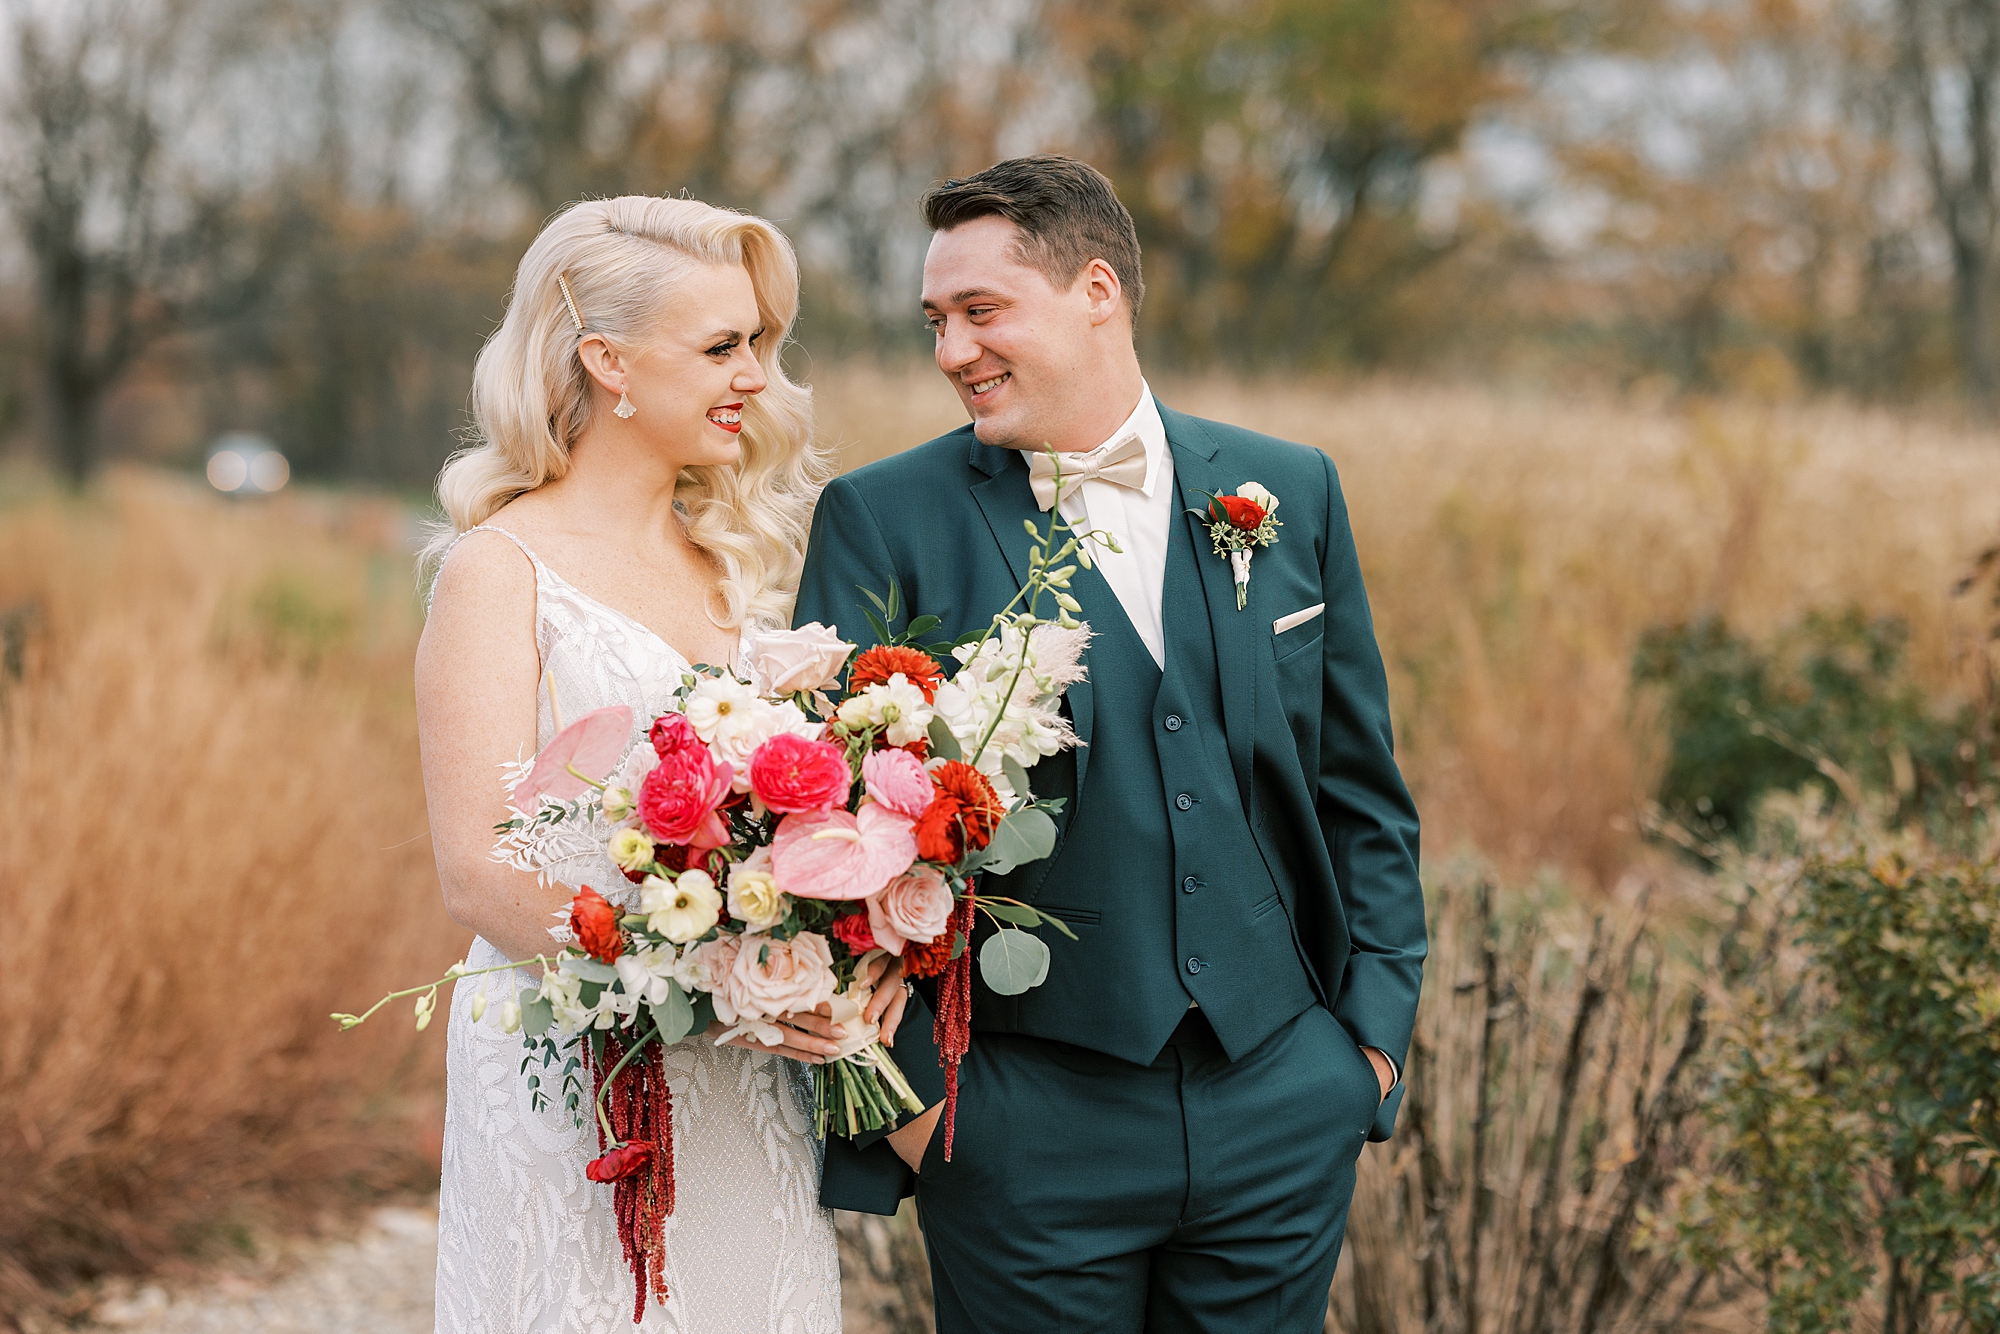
[88,1208,439,1334]
[81,1206,934,1334]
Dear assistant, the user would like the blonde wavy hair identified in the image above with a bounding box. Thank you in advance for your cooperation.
[425,196,831,628]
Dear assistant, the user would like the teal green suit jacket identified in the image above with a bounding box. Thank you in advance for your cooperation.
[798,404,1426,1206]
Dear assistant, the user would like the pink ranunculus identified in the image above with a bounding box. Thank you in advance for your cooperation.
[638,735,732,849]
[769,803,918,901]
[865,865,956,956]
[726,931,837,1020]
[650,710,704,759]
[748,733,853,814]
[861,747,933,820]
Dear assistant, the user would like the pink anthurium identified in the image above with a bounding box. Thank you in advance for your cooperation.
[769,803,919,901]
[512,705,634,812]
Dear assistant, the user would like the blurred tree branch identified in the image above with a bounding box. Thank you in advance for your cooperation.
[0,0,284,484]
[1895,0,2000,412]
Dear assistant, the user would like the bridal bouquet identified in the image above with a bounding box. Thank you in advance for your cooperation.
[337,473,1105,1320]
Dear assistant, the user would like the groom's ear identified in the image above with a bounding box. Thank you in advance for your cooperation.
[1080,257,1127,331]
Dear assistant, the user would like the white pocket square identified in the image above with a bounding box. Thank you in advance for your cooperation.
[1273,603,1325,635]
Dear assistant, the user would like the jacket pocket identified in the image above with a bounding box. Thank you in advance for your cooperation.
[1251,890,1283,920]
[1034,904,1102,927]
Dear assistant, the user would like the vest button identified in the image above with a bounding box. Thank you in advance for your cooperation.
[1182,876,1198,894]
[1164,714,1183,731]
[1175,793,1194,811]
[1186,957,1203,975]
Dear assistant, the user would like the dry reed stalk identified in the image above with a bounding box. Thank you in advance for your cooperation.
[819,366,2000,887]
[0,474,466,1316]
[1327,874,1733,1334]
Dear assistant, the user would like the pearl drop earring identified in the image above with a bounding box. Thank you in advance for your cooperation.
[614,390,636,420]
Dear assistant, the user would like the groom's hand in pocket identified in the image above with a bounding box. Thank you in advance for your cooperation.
[1363,1047,1395,1103]
[887,1102,943,1172]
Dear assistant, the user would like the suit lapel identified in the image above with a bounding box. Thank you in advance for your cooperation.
[967,441,1096,789]
[1162,406,1257,806]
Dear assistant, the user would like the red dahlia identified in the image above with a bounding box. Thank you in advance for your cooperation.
[848,645,946,701]
[932,761,1003,850]
[900,929,956,980]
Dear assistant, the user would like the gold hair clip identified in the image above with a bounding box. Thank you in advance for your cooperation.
[555,274,585,333]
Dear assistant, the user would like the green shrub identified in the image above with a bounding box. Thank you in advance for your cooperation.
[1674,839,2000,1332]
[1634,610,1974,836]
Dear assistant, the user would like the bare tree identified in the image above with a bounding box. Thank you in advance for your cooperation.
[1895,0,2000,409]
[0,0,281,483]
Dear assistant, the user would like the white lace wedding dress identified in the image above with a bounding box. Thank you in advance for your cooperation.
[433,525,840,1334]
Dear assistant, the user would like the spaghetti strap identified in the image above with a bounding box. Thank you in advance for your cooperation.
[427,524,548,610]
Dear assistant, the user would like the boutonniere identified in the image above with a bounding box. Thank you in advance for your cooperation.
[1191,482,1281,609]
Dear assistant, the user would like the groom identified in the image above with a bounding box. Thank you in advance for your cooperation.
[797,155,1426,1331]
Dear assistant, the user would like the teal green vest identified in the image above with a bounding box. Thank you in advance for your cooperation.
[978,498,1321,1066]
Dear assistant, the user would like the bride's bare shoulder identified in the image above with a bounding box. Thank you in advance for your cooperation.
[422,527,539,667]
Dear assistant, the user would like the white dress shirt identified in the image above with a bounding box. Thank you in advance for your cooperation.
[1054,381,1173,669]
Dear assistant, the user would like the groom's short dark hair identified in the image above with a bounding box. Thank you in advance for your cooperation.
[920,156,1145,324]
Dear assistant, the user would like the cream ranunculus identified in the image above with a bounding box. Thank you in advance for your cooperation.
[747,623,855,695]
[725,930,837,1021]
[726,846,789,930]
[640,869,723,944]
[608,826,656,873]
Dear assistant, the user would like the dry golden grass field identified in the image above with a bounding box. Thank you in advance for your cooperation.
[2,367,1997,1320]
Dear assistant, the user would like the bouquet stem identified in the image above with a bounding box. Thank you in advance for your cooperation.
[815,1041,928,1139]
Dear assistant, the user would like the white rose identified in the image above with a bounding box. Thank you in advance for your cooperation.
[675,932,740,999]
[866,866,955,954]
[726,846,789,930]
[725,931,836,1021]
[748,623,855,695]
[1235,481,1278,514]
[640,870,723,944]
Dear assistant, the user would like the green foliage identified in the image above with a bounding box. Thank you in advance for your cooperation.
[1634,609,1977,836]
[1675,842,2000,1331]
[244,570,357,668]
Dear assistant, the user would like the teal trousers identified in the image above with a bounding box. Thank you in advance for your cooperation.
[913,1006,1377,1333]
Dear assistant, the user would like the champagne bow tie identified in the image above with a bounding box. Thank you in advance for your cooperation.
[1024,433,1149,512]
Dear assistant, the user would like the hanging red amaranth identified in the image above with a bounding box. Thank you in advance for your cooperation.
[933,888,976,1160]
[584,1028,675,1323]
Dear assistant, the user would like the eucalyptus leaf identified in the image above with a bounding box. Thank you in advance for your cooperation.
[561,957,619,983]
[648,983,695,1046]
[1001,755,1034,802]
[926,716,964,762]
[979,930,1052,996]
[982,902,1043,927]
[981,807,1059,875]
[519,987,554,1038]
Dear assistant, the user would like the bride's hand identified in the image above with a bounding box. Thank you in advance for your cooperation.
[859,953,910,1047]
[706,1013,846,1065]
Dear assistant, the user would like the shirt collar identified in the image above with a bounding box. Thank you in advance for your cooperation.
[1088,380,1168,498]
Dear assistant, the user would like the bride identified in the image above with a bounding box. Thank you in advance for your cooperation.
[416,196,900,1332]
